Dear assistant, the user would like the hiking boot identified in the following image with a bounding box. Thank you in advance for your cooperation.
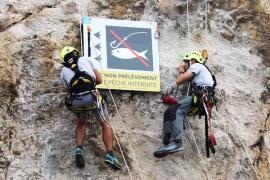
[153,142,183,158]
[153,144,169,158]
[75,146,85,168]
[104,152,121,170]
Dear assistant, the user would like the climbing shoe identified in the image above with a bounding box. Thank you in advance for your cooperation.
[75,145,85,168]
[153,142,183,158]
[104,152,121,170]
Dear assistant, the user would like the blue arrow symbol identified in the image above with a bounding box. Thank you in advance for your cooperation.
[95,43,101,51]
[95,55,101,62]
[94,32,101,39]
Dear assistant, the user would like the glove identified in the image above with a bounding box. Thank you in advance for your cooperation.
[162,95,178,105]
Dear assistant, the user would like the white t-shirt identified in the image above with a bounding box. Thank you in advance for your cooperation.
[60,57,98,88]
[187,63,214,87]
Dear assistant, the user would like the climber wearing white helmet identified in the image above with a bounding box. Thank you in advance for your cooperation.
[154,51,215,158]
[59,46,121,170]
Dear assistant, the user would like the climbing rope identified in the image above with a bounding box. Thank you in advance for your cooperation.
[77,1,136,179]
[184,0,211,179]
[230,120,261,180]
[202,1,260,179]
[186,0,191,95]
[107,89,145,180]
[97,108,133,179]
[186,117,211,180]
[90,36,133,179]
[90,29,145,180]
[78,0,87,55]
[99,107,134,180]
[205,0,208,48]
[170,0,174,10]
[89,25,135,180]
[186,0,191,51]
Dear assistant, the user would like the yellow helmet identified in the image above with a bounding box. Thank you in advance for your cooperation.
[183,51,205,64]
[60,46,79,61]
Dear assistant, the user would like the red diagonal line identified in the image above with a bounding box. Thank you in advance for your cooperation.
[110,30,149,67]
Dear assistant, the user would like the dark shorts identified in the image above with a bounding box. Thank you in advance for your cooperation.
[72,93,108,121]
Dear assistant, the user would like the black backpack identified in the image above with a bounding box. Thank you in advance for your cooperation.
[204,64,217,89]
[63,57,96,96]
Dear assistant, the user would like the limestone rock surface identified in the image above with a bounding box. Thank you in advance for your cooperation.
[0,0,269,179]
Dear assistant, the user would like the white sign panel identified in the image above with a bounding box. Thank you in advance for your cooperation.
[81,16,160,92]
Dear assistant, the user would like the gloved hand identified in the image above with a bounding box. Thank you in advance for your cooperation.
[161,95,178,105]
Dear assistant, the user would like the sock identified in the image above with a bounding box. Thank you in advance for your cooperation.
[76,145,83,149]
[163,133,171,145]
[107,151,114,156]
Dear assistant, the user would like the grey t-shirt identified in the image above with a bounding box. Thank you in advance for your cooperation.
[187,63,214,87]
[60,57,98,88]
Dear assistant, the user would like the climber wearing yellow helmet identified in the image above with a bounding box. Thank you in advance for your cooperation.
[59,46,121,170]
[154,51,215,157]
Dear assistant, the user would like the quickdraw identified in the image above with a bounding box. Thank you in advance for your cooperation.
[202,91,216,157]
[155,28,160,39]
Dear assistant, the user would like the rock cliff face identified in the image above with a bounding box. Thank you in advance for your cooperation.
[0,0,269,179]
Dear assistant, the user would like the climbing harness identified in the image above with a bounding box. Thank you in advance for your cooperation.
[61,47,99,113]
[184,83,216,180]
[95,91,107,121]
[189,85,217,157]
